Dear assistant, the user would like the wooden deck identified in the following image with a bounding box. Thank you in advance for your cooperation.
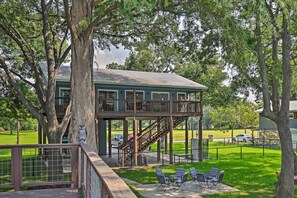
[0,188,81,198]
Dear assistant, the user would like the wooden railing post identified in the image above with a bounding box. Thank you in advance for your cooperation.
[86,159,91,198]
[11,147,22,191]
[71,146,79,188]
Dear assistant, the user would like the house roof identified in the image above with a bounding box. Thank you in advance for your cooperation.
[43,64,207,90]
[255,101,297,113]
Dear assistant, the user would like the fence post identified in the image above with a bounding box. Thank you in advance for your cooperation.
[12,147,22,191]
[162,151,164,166]
[262,136,265,157]
[216,148,219,160]
[71,146,79,188]
[240,146,242,159]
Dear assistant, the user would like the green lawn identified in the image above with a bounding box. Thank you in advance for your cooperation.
[114,146,294,197]
[111,128,258,141]
[0,130,38,145]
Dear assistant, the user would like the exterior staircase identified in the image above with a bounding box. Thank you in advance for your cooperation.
[120,116,187,166]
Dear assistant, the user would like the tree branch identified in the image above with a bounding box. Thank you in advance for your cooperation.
[0,57,46,127]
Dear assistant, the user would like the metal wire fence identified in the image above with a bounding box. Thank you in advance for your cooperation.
[0,144,78,190]
[99,141,282,168]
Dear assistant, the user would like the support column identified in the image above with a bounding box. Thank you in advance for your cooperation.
[108,120,112,158]
[42,129,46,144]
[38,123,42,155]
[95,119,98,151]
[198,116,203,162]
[139,120,142,134]
[169,116,173,164]
[123,120,128,146]
[98,119,107,155]
[133,118,138,165]
[38,123,42,144]
[185,118,188,154]
[164,132,168,154]
[148,120,152,151]
[157,118,160,162]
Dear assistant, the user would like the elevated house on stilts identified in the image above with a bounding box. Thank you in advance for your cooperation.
[49,65,206,166]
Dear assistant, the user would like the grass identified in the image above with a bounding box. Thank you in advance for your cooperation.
[111,128,258,141]
[0,130,38,145]
[114,146,297,198]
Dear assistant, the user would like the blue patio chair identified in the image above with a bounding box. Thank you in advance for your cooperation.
[174,172,188,191]
[189,167,198,185]
[210,170,224,188]
[173,168,185,180]
[196,172,208,188]
[156,174,170,191]
[206,167,219,180]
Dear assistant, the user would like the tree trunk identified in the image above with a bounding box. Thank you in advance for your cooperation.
[276,121,294,197]
[9,121,13,135]
[68,0,96,152]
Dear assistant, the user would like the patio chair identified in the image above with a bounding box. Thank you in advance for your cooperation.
[173,168,185,180]
[156,168,169,179]
[189,167,198,185]
[174,172,188,191]
[156,174,170,191]
[156,168,163,176]
[206,167,219,180]
[196,172,208,188]
[210,170,224,188]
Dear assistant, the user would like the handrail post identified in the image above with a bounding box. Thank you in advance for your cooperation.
[71,146,79,188]
[12,147,22,191]
[86,159,91,198]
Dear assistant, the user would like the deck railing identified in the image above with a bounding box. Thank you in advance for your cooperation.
[55,97,202,116]
[80,143,136,198]
[0,144,136,198]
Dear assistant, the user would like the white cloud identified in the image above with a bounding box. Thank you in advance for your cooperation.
[94,45,130,69]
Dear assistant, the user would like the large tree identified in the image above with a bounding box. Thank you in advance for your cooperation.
[63,0,178,151]
[0,0,71,144]
[184,1,297,196]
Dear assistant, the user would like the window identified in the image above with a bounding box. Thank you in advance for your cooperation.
[125,90,144,111]
[152,92,169,101]
[59,88,70,107]
[151,92,169,112]
[177,93,186,112]
[98,90,118,111]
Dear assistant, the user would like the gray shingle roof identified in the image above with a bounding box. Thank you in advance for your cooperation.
[255,101,297,113]
[50,65,207,90]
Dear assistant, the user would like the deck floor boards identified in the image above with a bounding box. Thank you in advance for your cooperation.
[0,188,81,198]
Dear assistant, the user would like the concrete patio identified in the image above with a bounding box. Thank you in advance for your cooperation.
[123,178,239,198]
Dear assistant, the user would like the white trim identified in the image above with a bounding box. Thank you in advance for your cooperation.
[125,90,145,111]
[125,90,145,100]
[58,87,70,105]
[151,91,169,100]
[59,87,70,97]
[98,89,119,111]
[177,92,186,101]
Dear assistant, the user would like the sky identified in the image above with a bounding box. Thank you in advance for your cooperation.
[94,46,130,69]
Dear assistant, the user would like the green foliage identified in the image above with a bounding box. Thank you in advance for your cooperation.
[210,100,259,130]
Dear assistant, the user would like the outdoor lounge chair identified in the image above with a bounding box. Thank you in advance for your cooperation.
[156,174,170,191]
[210,170,224,188]
[156,168,169,179]
[173,168,186,180]
[196,172,208,188]
[206,167,219,180]
[174,172,188,191]
[189,167,198,185]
